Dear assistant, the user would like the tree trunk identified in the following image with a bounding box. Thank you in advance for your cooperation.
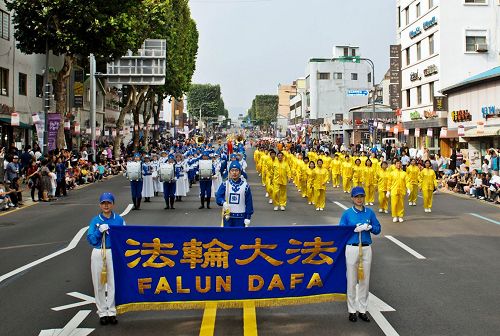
[54,55,74,150]
[142,90,153,151]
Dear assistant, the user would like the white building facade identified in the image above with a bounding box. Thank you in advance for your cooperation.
[397,0,500,153]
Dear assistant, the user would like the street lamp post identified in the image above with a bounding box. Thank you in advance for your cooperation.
[43,16,52,156]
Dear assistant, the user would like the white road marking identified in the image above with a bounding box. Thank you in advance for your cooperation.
[368,292,399,336]
[120,204,133,217]
[39,310,93,336]
[385,235,426,259]
[0,204,132,284]
[333,201,349,210]
[52,292,95,311]
[469,213,500,226]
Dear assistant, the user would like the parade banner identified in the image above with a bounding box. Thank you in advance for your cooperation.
[47,113,61,151]
[110,225,354,314]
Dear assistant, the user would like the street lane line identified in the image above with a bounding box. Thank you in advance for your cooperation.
[385,235,426,260]
[0,226,88,284]
[0,204,132,284]
[243,301,258,336]
[367,291,398,336]
[199,302,217,336]
[52,292,95,311]
[333,201,349,210]
[57,310,92,336]
[469,213,500,226]
[0,202,37,217]
[121,204,133,217]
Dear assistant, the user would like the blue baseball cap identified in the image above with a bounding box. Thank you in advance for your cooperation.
[351,186,365,197]
[99,192,115,204]
[229,161,242,171]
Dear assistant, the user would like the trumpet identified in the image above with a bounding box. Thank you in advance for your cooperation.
[197,136,205,145]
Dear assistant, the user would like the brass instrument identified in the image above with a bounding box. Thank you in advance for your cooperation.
[197,136,205,145]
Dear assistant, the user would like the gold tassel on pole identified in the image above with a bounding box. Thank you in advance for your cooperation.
[357,231,364,281]
[100,233,107,285]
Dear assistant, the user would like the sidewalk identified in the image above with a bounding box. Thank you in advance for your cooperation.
[437,183,500,208]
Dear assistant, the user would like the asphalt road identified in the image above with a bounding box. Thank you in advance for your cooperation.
[0,151,499,336]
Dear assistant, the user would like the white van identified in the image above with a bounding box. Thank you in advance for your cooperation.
[382,137,400,147]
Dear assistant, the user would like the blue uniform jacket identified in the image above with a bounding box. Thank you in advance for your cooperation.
[87,212,126,249]
[215,179,254,220]
[338,206,381,245]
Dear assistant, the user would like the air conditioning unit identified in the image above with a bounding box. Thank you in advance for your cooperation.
[475,43,488,52]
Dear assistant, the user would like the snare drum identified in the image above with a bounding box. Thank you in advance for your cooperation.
[198,160,213,179]
[159,163,175,182]
[126,161,142,181]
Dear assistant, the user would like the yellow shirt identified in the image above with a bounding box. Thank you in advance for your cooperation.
[377,168,390,192]
[342,161,354,178]
[307,167,316,188]
[363,166,377,186]
[419,168,437,190]
[388,169,409,195]
[406,165,420,185]
[273,160,290,186]
[331,159,341,175]
[353,164,364,180]
[314,167,329,190]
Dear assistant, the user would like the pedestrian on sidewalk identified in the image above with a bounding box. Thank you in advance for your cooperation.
[86,192,125,326]
[338,186,381,323]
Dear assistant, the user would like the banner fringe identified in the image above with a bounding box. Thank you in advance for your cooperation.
[117,293,346,314]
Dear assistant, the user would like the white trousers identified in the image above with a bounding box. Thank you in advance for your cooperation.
[91,248,116,317]
[345,245,372,314]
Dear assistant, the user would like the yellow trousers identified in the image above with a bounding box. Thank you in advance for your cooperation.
[266,180,274,198]
[332,174,341,187]
[365,185,375,203]
[378,191,388,211]
[307,186,315,204]
[422,189,434,209]
[273,184,287,207]
[261,172,267,186]
[409,184,418,203]
[391,194,405,218]
[353,178,362,187]
[301,179,308,197]
[342,177,352,193]
[315,189,326,209]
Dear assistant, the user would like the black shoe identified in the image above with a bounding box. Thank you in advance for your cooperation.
[99,316,109,325]
[108,316,118,325]
[358,313,370,322]
[199,197,205,209]
[206,199,211,209]
[348,313,357,322]
[145,197,150,203]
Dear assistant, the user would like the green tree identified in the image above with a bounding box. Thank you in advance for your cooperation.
[187,84,226,119]
[249,95,278,126]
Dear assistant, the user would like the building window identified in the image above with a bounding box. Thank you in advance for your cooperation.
[318,72,330,80]
[1,10,9,41]
[19,73,27,96]
[0,67,8,96]
[417,86,422,105]
[368,73,372,83]
[416,42,421,61]
[343,47,349,57]
[405,7,409,25]
[406,47,410,65]
[36,75,43,98]
[429,34,435,55]
[334,72,343,80]
[406,89,411,107]
[351,73,358,80]
[429,82,434,102]
[351,48,356,57]
[398,6,401,27]
[465,33,487,52]
[416,3,421,17]
[429,0,434,8]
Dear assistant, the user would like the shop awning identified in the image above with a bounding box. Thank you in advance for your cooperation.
[0,117,33,129]
[463,126,500,138]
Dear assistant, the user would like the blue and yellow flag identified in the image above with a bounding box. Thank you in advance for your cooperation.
[110,225,354,313]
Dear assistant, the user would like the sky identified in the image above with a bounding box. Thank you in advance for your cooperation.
[189,0,397,119]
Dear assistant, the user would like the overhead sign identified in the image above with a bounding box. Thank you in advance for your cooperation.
[389,45,402,110]
[347,90,369,96]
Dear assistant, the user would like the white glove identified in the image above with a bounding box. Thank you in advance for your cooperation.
[386,191,390,198]
[223,202,230,211]
[407,188,411,196]
[98,224,110,233]
[366,225,372,231]
[354,224,367,233]
[244,219,251,227]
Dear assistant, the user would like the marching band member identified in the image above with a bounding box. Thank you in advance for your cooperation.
[314,158,329,211]
[406,159,420,206]
[141,155,154,203]
[387,160,409,222]
[363,159,376,206]
[272,151,291,211]
[331,154,342,188]
[163,155,178,210]
[174,154,188,202]
[151,153,163,196]
[376,161,390,213]
[216,161,254,227]
[198,151,216,209]
[211,153,223,199]
[306,160,316,205]
[419,159,438,213]
[87,192,125,325]
[342,155,354,193]
[126,153,143,210]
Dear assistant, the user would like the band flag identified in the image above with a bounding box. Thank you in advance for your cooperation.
[110,225,354,313]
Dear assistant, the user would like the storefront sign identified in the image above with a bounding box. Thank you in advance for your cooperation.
[11,113,19,126]
[389,45,402,109]
[481,105,500,119]
[410,71,422,82]
[433,96,448,112]
[409,27,422,39]
[410,111,422,120]
[423,64,438,77]
[423,16,437,30]
[424,110,437,119]
[0,103,15,115]
[451,110,472,122]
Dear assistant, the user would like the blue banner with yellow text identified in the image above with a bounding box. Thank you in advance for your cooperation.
[110,225,354,313]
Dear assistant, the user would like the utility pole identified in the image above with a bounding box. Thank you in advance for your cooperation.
[43,18,50,155]
[89,54,96,162]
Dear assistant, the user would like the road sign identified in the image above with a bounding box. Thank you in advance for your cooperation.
[347,90,369,96]
[339,56,361,63]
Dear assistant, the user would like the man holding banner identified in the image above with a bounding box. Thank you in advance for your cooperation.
[339,186,381,323]
[86,192,126,325]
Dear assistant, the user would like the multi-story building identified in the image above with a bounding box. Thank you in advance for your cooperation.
[397,0,500,153]
[0,1,63,149]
